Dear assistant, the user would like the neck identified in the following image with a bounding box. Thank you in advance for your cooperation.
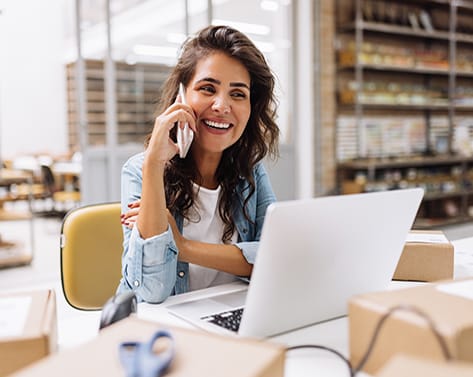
[193,151,222,189]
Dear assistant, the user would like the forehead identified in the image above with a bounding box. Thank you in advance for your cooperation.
[191,52,250,85]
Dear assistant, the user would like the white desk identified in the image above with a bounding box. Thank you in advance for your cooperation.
[56,236,473,377]
[452,236,473,279]
[136,280,354,376]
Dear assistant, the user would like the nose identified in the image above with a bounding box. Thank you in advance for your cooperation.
[211,95,231,114]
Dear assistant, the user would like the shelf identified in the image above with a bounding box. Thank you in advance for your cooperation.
[339,63,451,75]
[414,216,470,229]
[339,103,451,111]
[340,21,451,41]
[335,0,473,227]
[338,155,472,169]
[0,209,32,221]
[66,59,171,150]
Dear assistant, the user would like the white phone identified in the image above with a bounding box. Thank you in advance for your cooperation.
[176,83,194,158]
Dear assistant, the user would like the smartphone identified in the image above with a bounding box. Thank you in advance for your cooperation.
[176,83,194,158]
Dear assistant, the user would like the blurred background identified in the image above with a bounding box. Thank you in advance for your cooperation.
[1,0,473,245]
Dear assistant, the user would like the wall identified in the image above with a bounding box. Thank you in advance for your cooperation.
[0,0,68,161]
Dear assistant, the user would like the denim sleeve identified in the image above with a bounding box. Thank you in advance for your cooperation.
[116,153,178,303]
[235,162,276,264]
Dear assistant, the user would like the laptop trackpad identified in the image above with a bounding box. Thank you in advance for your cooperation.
[167,289,247,319]
[210,290,246,307]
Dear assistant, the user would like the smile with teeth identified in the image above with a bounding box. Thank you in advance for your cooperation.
[204,119,232,129]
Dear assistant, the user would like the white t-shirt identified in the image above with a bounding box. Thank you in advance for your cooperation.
[184,184,238,291]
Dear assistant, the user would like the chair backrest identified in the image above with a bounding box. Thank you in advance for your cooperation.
[60,202,123,310]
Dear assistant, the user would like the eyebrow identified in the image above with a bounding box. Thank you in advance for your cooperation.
[196,77,250,90]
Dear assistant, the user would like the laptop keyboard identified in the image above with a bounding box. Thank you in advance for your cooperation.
[201,307,244,332]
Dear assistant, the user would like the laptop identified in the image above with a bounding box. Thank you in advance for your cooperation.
[167,188,424,338]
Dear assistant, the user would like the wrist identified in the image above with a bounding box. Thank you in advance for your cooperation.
[177,238,192,262]
[142,156,166,174]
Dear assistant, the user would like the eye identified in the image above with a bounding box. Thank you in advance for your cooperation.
[199,85,215,94]
[230,90,248,99]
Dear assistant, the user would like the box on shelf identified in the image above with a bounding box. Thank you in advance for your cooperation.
[341,180,365,194]
[0,289,57,377]
[349,279,473,375]
[393,230,454,282]
[375,354,473,377]
[11,316,285,377]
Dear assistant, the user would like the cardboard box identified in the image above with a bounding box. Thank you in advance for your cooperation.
[11,316,285,377]
[393,230,454,282]
[376,354,473,377]
[0,289,57,376]
[349,279,473,375]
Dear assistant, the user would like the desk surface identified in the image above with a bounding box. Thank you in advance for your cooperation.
[56,236,473,377]
[137,280,360,377]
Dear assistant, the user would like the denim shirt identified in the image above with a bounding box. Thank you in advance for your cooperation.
[117,152,276,303]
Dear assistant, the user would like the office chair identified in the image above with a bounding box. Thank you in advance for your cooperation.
[41,165,81,216]
[60,202,123,310]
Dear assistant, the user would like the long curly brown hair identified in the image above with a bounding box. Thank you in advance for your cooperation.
[145,25,280,243]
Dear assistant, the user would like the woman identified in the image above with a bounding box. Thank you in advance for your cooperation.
[117,25,280,303]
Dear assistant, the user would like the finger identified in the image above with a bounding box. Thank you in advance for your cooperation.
[164,102,196,126]
[122,209,139,221]
[127,200,140,209]
[121,215,137,228]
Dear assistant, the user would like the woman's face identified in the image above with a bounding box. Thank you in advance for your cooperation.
[185,51,251,157]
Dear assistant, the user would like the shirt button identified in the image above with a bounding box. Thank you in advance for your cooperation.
[133,280,140,287]
[178,271,185,278]
[242,228,248,234]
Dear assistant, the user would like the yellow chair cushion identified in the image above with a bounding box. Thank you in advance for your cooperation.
[60,202,123,310]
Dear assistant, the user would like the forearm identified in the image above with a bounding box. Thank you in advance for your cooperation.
[180,240,253,277]
[137,159,168,238]
[120,226,178,303]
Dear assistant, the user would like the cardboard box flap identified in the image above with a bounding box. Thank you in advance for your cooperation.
[38,290,57,350]
[405,230,450,244]
[25,291,56,339]
[0,289,57,377]
[12,316,285,377]
[351,281,473,333]
[0,290,50,340]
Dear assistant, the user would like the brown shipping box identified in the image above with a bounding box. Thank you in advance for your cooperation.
[0,289,57,377]
[393,230,454,282]
[376,354,473,377]
[11,316,285,377]
[349,279,473,375]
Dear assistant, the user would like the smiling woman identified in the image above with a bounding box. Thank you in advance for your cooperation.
[117,25,280,304]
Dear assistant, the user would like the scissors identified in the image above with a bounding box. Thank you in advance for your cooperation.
[119,330,175,377]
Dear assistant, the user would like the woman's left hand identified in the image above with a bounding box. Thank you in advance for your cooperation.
[121,200,141,229]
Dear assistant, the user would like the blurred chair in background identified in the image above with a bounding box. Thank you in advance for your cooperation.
[40,165,81,217]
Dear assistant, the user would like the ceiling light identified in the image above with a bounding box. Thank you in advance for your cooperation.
[212,19,270,36]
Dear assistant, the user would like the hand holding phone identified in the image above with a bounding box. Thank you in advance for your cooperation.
[177,83,194,158]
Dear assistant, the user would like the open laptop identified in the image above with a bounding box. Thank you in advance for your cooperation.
[167,188,424,338]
